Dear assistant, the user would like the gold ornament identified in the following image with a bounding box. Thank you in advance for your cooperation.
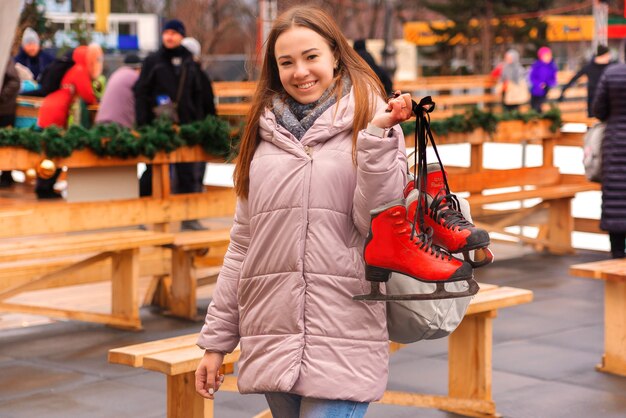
[36,160,56,179]
[25,168,37,180]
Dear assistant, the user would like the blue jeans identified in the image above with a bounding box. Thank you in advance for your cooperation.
[264,392,369,418]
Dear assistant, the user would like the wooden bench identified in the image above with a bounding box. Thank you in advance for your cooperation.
[0,227,232,328]
[570,259,626,377]
[447,165,598,255]
[162,228,231,320]
[0,146,237,329]
[108,283,533,418]
[0,230,173,330]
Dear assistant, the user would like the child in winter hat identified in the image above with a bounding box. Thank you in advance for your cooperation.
[22,27,40,46]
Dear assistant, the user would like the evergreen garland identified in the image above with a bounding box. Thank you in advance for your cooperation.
[401,106,562,137]
[0,115,237,161]
[2,109,561,160]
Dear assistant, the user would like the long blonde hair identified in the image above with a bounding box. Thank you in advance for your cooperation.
[233,5,386,198]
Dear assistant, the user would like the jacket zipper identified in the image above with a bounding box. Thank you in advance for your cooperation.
[300,144,313,264]
[292,143,312,383]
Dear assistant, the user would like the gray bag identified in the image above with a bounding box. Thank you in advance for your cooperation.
[386,195,475,344]
[583,122,605,183]
[152,65,187,124]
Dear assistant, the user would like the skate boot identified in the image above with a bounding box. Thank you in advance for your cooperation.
[353,198,478,301]
[406,164,494,268]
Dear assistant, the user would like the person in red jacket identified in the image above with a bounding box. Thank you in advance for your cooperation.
[37,45,100,129]
[35,44,102,198]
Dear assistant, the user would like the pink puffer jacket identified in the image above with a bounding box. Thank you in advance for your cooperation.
[197,88,407,402]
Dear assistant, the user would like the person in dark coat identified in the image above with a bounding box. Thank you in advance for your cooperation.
[0,60,20,187]
[353,39,393,95]
[133,19,214,230]
[559,44,612,117]
[592,49,626,259]
[13,27,54,83]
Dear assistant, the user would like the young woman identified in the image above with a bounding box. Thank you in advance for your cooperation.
[194,6,411,417]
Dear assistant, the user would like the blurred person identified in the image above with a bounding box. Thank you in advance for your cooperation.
[178,37,217,224]
[353,39,393,95]
[0,60,20,187]
[134,20,214,231]
[592,45,626,259]
[35,44,101,199]
[95,54,142,128]
[13,27,54,83]
[493,49,528,112]
[181,37,216,117]
[529,46,558,113]
[559,44,612,118]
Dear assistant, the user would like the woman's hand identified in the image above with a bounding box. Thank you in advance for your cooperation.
[370,91,413,129]
[195,351,225,399]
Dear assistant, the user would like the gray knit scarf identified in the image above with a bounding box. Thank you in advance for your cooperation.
[272,76,352,140]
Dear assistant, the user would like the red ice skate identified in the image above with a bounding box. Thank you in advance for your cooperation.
[353,198,478,301]
[406,164,494,268]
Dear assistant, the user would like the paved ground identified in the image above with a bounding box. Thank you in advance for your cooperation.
[1,243,626,418]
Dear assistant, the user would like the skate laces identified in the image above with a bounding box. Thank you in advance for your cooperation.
[429,190,474,231]
[413,226,451,260]
[406,96,453,261]
[392,208,450,260]
[399,217,450,260]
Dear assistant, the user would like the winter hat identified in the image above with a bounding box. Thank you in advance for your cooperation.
[123,54,143,68]
[182,37,201,59]
[505,49,520,62]
[163,19,186,37]
[596,44,610,57]
[22,27,40,46]
[537,46,552,59]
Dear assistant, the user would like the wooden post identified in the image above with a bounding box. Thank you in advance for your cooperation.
[167,372,211,418]
[597,280,626,376]
[542,137,555,168]
[152,162,171,199]
[469,144,483,173]
[546,198,574,255]
[448,311,496,416]
[152,162,171,233]
[111,248,141,330]
[169,248,198,319]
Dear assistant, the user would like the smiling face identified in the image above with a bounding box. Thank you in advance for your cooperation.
[274,26,337,104]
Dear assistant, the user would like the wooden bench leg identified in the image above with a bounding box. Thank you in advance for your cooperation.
[167,372,212,418]
[111,248,142,330]
[169,248,198,320]
[448,311,498,417]
[545,198,574,255]
[597,280,626,376]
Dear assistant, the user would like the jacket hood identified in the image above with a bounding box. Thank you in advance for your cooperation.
[72,46,89,67]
